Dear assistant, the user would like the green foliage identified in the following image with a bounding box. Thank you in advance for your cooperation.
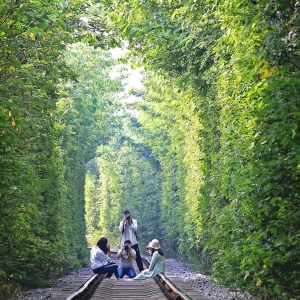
[85,128,163,251]
[0,0,120,294]
[130,75,205,259]
[0,0,82,291]
[99,0,300,298]
[1,0,300,299]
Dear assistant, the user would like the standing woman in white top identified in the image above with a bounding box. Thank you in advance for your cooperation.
[90,237,120,279]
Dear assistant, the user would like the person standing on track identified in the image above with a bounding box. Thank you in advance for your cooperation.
[90,237,120,279]
[119,210,144,272]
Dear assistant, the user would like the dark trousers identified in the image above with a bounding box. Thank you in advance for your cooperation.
[93,263,119,279]
[132,243,144,272]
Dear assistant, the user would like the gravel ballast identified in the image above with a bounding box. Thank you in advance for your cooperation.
[9,259,255,300]
[9,268,90,300]
[165,258,255,300]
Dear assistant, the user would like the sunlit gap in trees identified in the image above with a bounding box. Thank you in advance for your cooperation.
[109,46,143,117]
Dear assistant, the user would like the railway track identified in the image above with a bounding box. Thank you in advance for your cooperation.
[51,251,209,300]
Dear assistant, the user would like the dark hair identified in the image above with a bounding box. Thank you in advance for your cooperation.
[97,237,108,254]
[153,248,164,256]
[123,210,130,214]
[124,240,131,244]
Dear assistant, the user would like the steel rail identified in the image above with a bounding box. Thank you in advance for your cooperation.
[157,273,192,300]
[142,256,192,300]
[65,251,192,300]
[65,274,99,300]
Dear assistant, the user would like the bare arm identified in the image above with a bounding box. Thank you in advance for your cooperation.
[116,247,124,259]
[129,247,136,259]
[107,244,111,259]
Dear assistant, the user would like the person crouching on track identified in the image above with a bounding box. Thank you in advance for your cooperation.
[90,237,120,279]
[116,239,137,278]
[133,239,165,280]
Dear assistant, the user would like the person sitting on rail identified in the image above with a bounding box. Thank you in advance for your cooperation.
[132,239,165,280]
[90,237,120,279]
[116,239,137,278]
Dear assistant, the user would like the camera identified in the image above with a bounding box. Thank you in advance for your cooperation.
[124,245,129,250]
[126,216,131,221]
[146,246,153,251]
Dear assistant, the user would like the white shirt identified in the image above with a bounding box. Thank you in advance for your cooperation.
[119,218,138,245]
[90,245,110,269]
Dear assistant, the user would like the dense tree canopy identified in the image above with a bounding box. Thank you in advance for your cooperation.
[1,1,300,300]
[95,0,300,298]
[0,0,120,297]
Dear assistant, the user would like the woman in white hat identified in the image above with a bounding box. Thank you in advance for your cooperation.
[133,238,165,280]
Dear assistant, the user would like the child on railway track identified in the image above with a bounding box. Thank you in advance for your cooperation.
[90,237,120,279]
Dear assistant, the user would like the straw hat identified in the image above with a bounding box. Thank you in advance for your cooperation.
[149,239,161,249]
